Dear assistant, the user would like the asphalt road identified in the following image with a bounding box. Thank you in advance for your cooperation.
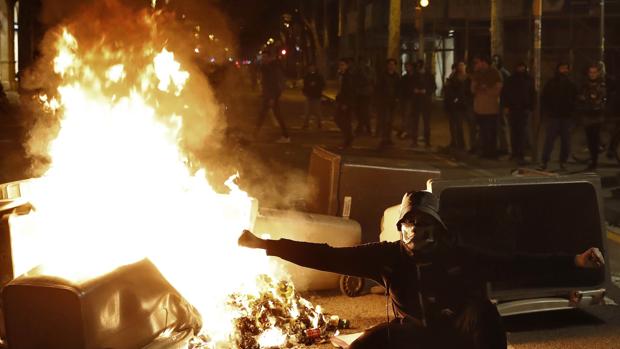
[2,83,620,348]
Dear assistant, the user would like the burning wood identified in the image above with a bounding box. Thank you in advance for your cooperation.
[187,274,349,349]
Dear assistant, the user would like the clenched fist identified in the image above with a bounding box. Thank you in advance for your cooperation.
[238,230,267,250]
[575,247,604,268]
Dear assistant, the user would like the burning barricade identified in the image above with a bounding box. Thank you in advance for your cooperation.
[1,1,352,348]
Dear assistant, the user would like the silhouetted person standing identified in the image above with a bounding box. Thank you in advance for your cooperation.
[471,56,503,159]
[501,62,536,165]
[578,64,607,171]
[335,58,356,149]
[354,57,375,136]
[302,64,325,130]
[375,59,401,148]
[411,60,436,148]
[444,61,471,150]
[540,62,578,170]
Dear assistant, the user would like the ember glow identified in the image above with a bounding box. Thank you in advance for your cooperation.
[11,4,328,348]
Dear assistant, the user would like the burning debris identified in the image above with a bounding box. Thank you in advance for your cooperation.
[186,274,349,349]
[15,1,349,348]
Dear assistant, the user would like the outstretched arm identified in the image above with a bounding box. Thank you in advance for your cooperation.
[238,230,392,282]
[462,245,604,281]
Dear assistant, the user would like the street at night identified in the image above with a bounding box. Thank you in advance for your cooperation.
[0,0,619,348]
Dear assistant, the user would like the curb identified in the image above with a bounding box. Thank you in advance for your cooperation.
[607,226,620,244]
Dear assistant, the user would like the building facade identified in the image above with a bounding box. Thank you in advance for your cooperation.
[338,0,620,82]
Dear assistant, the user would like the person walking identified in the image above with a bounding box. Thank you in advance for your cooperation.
[501,62,536,165]
[375,59,401,148]
[410,60,436,148]
[302,64,325,130]
[540,62,578,170]
[254,51,290,143]
[335,58,356,149]
[443,61,471,150]
[354,57,375,136]
[578,63,607,171]
[471,55,503,159]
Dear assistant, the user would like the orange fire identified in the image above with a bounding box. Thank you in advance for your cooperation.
[10,4,300,347]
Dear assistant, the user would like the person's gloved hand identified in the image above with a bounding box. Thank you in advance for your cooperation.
[575,247,605,268]
[238,229,267,250]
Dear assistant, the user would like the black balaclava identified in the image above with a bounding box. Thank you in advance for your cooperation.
[396,191,454,257]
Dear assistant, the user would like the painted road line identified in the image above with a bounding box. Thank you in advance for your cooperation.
[608,230,620,244]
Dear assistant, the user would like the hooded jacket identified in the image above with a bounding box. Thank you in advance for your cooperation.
[541,73,578,119]
[263,192,579,348]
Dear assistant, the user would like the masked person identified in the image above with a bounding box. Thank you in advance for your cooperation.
[238,191,604,349]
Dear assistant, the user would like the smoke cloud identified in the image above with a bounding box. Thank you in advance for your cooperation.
[24,0,314,210]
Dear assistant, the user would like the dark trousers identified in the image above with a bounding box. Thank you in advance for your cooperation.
[349,306,506,349]
[335,102,354,146]
[585,123,602,167]
[541,118,572,164]
[467,112,479,151]
[255,94,289,137]
[355,96,372,134]
[508,110,529,160]
[448,109,466,149]
[412,102,431,145]
[476,114,499,158]
[379,103,397,144]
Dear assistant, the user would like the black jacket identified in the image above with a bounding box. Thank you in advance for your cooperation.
[411,72,436,102]
[336,69,356,106]
[302,72,325,99]
[376,71,401,105]
[501,72,536,112]
[444,73,472,112]
[265,239,576,326]
[260,61,284,98]
[541,74,578,119]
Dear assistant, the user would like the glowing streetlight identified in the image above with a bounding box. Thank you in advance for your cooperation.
[281,49,287,56]
[420,0,429,7]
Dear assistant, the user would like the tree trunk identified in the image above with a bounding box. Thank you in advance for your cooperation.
[490,0,504,58]
[388,0,401,60]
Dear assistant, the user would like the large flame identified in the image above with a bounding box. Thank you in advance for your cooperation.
[13,7,291,346]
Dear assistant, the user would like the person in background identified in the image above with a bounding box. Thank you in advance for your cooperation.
[471,55,503,159]
[493,54,511,156]
[354,57,375,136]
[239,190,604,349]
[540,62,578,171]
[302,64,325,130]
[335,58,356,149]
[443,61,471,150]
[254,50,290,143]
[578,63,607,171]
[398,62,416,140]
[375,58,401,148]
[410,60,436,148]
[501,62,536,166]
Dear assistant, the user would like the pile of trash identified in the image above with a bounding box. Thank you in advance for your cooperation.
[226,274,349,349]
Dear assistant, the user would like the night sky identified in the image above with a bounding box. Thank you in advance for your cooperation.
[219,0,297,57]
